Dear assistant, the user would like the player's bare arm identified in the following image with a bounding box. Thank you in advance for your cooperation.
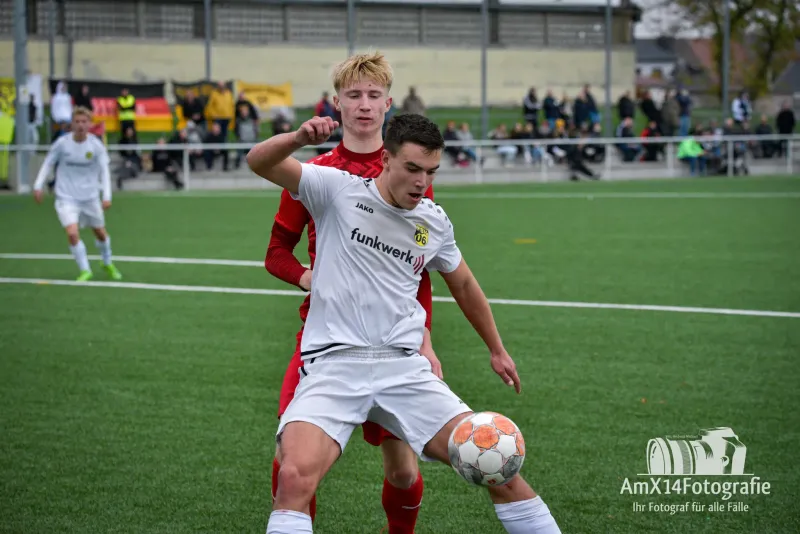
[439,259,521,393]
[247,117,339,194]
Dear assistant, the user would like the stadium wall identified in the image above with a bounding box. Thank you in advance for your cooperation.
[1,39,636,107]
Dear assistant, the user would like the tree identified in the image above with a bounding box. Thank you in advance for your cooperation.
[643,0,799,99]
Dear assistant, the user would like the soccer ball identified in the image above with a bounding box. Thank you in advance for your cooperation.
[448,411,526,486]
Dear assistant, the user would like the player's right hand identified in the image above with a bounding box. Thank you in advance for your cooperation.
[490,349,521,394]
[295,117,339,147]
[33,189,43,204]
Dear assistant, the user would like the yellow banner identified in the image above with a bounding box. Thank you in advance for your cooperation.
[0,78,16,115]
[235,81,293,110]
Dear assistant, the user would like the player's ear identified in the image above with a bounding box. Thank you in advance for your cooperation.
[333,94,340,111]
[385,96,392,112]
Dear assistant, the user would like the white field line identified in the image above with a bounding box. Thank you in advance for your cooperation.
[1,277,798,319]
[135,191,800,200]
[0,252,265,267]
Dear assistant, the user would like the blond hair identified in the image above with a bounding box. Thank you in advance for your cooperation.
[332,51,393,93]
[72,106,93,120]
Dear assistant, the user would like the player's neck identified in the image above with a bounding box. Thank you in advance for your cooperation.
[374,174,402,209]
[72,133,87,143]
[342,131,383,154]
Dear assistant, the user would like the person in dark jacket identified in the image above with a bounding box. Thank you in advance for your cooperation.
[74,85,93,111]
[640,90,662,129]
[584,84,599,125]
[151,137,184,190]
[522,88,540,135]
[617,90,635,121]
[568,131,600,181]
[542,90,559,130]
[776,101,796,157]
[572,94,588,130]
[181,90,206,129]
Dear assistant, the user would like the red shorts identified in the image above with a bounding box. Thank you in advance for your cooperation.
[277,329,399,447]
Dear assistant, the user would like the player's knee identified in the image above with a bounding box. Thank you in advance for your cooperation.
[487,474,535,503]
[384,464,419,489]
[66,232,80,245]
[275,461,317,502]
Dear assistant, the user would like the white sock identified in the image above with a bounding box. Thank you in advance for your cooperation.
[95,236,113,266]
[495,496,561,534]
[69,240,91,272]
[266,510,312,534]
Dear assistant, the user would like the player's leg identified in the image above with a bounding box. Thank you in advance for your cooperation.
[376,435,424,534]
[273,335,317,521]
[374,355,561,534]
[86,201,122,280]
[269,356,370,533]
[55,200,92,280]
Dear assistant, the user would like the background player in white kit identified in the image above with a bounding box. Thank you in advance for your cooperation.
[33,107,122,282]
[248,114,561,534]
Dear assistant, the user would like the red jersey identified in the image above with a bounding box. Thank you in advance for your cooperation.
[265,143,435,328]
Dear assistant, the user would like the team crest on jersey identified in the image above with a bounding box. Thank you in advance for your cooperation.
[414,224,429,247]
[85,151,93,160]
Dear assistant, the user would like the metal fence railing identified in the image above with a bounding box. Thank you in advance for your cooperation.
[5,134,799,192]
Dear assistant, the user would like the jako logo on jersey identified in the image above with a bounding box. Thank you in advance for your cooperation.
[350,228,425,275]
[356,202,374,213]
[85,151,93,160]
[414,224,429,247]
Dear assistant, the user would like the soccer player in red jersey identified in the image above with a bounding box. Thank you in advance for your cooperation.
[264,52,437,534]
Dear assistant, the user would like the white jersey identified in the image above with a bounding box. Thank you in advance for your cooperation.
[34,134,111,202]
[292,163,462,360]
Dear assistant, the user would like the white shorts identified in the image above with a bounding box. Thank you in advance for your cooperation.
[55,198,105,229]
[277,348,471,461]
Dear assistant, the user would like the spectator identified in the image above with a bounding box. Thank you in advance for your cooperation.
[617,90,635,121]
[50,81,73,139]
[175,123,203,171]
[542,90,559,130]
[615,117,640,162]
[203,122,229,171]
[558,93,572,125]
[117,126,141,189]
[640,90,662,130]
[776,101,796,157]
[401,87,425,116]
[205,81,235,139]
[455,123,480,165]
[584,84,600,125]
[510,123,535,165]
[522,88,540,134]
[660,89,680,137]
[567,131,600,181]
[678,128,707,176]
[754,114,775,158]
[235,104,259,169]
[74,84,92,111]
[676,88,693,136]
[488,124,517,167]
[151,137,184,190]
[27,94,39,145]
[117,88,136,137]
[314,91,337,121]
[181,90,206,130]
[272,109,293,137]
[547,119,569,163]
[641,120,664,162]
[572,92,588,130]
[731,92,752,125]
[583,122,605,163]
[442,121,462,164]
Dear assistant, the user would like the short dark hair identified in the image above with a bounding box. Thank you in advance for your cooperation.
[384,114,445,155]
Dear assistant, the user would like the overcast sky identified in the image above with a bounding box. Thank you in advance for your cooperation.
[633,0,709,38]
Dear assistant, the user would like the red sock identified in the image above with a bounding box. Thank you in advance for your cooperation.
[272,458,317,522]
[382,472,424,534]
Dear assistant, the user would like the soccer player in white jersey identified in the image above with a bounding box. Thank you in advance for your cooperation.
[33,107,122,282]
[248,113,561,534]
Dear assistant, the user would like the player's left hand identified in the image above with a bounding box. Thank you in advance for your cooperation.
[490,349,521,394]
[102,200,111,210]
